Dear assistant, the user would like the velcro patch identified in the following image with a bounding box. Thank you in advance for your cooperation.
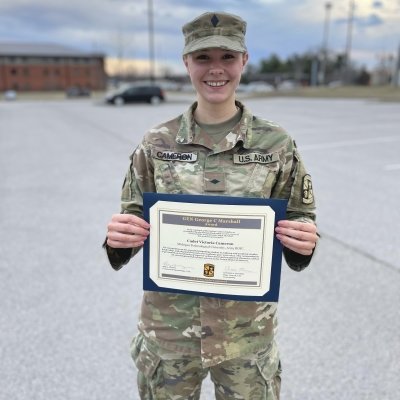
[153,151,197,162]
[302,174,314,204]
[233,152,279,164]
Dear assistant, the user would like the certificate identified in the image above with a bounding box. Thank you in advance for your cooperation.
[143,193,287,301]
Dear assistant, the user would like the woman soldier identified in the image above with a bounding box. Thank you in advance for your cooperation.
[105,11,318,400]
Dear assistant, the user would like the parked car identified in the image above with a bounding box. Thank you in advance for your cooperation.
[240,81,275,93]
[65,86,91,98]
[245,81,275,93]
[105,85,165,105]
[4,90,17,101]
[276,80,298,91]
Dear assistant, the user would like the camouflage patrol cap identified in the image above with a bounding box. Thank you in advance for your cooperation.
[182,12,247,56]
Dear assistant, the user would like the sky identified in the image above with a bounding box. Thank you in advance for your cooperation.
[0,0,399,75]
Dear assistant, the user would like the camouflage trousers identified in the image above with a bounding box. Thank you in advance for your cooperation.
[131,333,282,400]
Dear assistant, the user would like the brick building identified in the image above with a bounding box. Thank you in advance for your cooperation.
[0,42,106,92]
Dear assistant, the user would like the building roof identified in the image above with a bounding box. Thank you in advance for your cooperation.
[0,42,104,58]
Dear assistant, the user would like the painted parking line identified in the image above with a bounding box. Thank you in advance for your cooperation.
[300,136,400,151]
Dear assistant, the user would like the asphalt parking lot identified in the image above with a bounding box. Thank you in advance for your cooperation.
[0,95,399,399]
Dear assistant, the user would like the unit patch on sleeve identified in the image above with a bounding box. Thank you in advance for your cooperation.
[302,174,314,204]
[153,151,198,162]
[233,152,279,164]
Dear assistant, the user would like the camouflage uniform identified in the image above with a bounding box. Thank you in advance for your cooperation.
[105,101,316,399]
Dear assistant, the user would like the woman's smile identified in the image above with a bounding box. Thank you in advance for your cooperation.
[204,80,229,87]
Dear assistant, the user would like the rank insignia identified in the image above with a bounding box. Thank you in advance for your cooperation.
[211,14,219,27]
[302,174,314,204]
[204,172,225,192]
[204,263,215,277]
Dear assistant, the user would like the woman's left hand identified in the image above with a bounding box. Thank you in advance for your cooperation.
[275,220,318,256]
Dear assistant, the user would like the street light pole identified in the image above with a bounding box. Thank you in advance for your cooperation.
[147,0,155,83]
[321,2,332,85]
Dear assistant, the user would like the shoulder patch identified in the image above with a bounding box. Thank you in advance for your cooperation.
[302,174,314,204]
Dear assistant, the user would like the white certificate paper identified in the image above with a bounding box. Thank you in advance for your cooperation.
[143,193,287,300]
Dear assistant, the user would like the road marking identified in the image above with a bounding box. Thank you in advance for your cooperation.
[384,164,400,171]
[301,136,400,151]
[321,231,400,274]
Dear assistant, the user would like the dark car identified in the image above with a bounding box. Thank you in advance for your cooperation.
[105,85,165,105]
[65,86,91,98]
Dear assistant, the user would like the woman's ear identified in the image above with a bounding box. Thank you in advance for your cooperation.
[242,52,249,67]
[183,55,190,73]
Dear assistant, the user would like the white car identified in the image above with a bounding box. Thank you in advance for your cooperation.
[277,80,298,91]
[4,90,17,101]
[241,81,275,93]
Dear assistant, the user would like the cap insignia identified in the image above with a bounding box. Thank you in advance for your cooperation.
[211,14,219,27]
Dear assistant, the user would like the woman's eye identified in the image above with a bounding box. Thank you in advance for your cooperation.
[195,54,209,60]
[223,54,235,60]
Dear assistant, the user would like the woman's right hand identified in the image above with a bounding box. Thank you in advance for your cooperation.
[106,214,150,249]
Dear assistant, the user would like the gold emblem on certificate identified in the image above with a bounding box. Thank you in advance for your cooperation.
[203,263,215,277]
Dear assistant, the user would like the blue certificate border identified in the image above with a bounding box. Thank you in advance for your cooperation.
[143,193,288,302]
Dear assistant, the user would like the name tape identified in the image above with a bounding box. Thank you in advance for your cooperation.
[154,151,198,162]
[233,152,279,164]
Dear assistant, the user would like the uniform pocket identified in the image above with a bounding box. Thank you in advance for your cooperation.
[130,334,161,379]
[244,162,279,198]
[255,341,280,380]
[154,161,183,194]
[255,342,282,399]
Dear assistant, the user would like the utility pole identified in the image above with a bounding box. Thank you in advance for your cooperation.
[321,2,332,85]
[311,58,319,87]
[117,30,124,81]
[393,42,400,87]
[147,0,156,83]
[343,0,355,84]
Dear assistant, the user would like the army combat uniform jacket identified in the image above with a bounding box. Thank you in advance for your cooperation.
[105,101,316,368]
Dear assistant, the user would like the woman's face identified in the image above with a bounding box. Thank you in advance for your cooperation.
[184,48,248,107]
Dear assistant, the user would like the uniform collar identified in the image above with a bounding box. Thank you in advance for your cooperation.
[176,101,254,150]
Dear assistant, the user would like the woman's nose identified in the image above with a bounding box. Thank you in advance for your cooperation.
[209,65,224,75]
